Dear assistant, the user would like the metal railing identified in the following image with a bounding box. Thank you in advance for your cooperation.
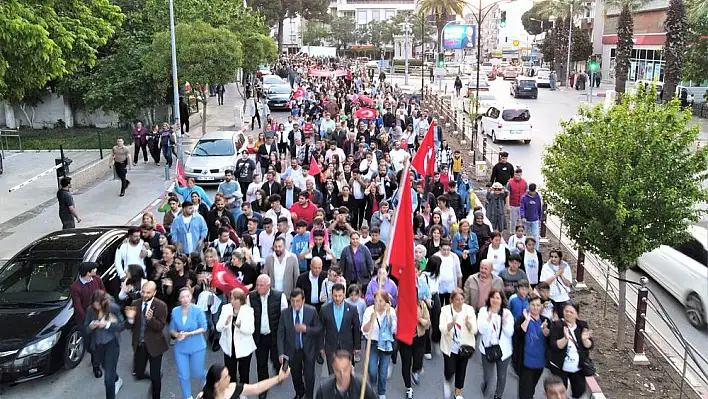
[0,129,22,159]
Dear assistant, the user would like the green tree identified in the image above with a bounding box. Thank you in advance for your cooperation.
[330,16,357,52]
[542,86,708,345]
[571,27,593,62]
[367,20,388,48]
[605,0,649,99]
[687,0,707,22]
[143,21,243,135]
[248,0,329,54]
[240,33,278,74]
[662,0,688,102]
[683,15,708,84]
[522,3,551,36]
[302,20,330,46]
[386,13,436,48]
[417,0,466,56]
[0,0,124,103]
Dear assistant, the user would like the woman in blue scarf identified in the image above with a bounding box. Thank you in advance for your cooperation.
[361,290,398,398]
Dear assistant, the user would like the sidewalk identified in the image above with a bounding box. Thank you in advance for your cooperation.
[0,84,245,261]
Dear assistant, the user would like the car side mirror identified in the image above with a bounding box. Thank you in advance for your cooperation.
[184,150,191,156]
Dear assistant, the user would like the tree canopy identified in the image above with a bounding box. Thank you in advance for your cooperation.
[542,86,708,343]
[521,3,551,36]
[0,0,124,102]
[248,0,329,53]
[683,14,708,84]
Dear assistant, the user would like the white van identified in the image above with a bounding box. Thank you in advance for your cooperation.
[480,104,533,144]
[536,68,551,87]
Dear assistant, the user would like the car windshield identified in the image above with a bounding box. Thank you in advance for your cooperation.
[0,258,80,303]
[270,86,291,95]
[263,76,282,85]
[191,139,235,156]
[502,109,531,122]
[519,80,536,87]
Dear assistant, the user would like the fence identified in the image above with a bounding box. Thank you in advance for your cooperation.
[691,102,708,119]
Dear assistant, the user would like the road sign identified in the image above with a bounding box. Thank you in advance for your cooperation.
[513,40,519,46]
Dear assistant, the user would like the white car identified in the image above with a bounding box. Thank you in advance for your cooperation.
[183,131,240,185]
[536,68,551,87]
[262,75,285,93]
[463,93,497,114]
[637,225,708,328]
[480,104,533,144]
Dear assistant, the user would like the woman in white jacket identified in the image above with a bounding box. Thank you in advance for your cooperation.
[439,288,478,399]
[477,289,514,399]
[216,288,256,385]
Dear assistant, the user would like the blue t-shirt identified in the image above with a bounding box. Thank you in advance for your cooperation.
[218,181,240,199]
[290,232,310,271]
[508,294,530,321]
[523,318,547,369]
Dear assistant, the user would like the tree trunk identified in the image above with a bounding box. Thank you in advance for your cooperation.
[614,5,634,102]
[277,19,285,55]
[662,0,687,102]
[617,268,627,347]
[3,102,17,129]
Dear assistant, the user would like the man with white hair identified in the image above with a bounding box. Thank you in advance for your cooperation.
[247,274,288,399]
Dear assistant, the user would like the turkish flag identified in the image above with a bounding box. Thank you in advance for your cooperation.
[354,108,376,119]
[210,261,248,295]
[293,87,306,99]
[175,160,187,187]
[184,81,192,92]
[387,168,417,345]
[411,121,436,176]
[308,155,321,176]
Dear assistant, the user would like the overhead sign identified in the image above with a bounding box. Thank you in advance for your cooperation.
[442,24,476,49]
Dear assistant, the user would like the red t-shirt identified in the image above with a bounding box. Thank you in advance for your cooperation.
[289,201,318,225]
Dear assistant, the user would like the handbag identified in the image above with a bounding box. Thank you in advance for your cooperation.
[450,307,475,359]
[483,309,504,363]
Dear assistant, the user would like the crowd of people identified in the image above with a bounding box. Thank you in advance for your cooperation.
[68,55,593,399]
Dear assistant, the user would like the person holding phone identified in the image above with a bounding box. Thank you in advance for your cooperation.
[84,290,125,399]
[170,287,208,399]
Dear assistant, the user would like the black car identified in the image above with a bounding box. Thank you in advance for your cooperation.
[266,84,292,111]
[0,227,127,384]
[510,78,538,99]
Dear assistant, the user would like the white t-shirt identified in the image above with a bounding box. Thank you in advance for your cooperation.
[563,324,581,373]
[486,245,507,276]
[540,261,572,302]
[272,253,289,292]
[523,250,540,285]
[437,254,461,294]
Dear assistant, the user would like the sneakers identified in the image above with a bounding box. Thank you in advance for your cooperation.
[443,379,452,399]
[411,371,420,385]
[424,353,432,360]
[406,387,413,399]
[354,353,361,362]
[455,396,464,399]
[115,377,123,395]
[378,395,386,399]
[386,363,393,380]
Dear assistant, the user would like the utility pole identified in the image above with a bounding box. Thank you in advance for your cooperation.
[404,17,411,86]
[169,0,183,163]
[565,3,573,88]
[421,17,425,99]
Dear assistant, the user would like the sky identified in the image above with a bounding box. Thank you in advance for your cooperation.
[496,0,535,47]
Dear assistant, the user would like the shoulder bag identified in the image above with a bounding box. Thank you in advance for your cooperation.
[483,309,504,363]
[451,307,475,359]
[567,326,596,376]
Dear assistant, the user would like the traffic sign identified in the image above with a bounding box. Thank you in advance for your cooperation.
[513,40,519,46]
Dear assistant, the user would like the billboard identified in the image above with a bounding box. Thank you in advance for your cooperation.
[442,24,476,49]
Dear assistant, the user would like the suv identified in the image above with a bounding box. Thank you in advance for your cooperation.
[480,104,533,144]
[511,78,538,99]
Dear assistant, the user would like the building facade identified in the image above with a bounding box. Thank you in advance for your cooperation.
[464,4,500,60]
[329,0,415,28]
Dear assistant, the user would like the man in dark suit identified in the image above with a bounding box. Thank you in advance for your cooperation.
[319,283,361,375]
[261,170,282,197]
[279,177,302,209]
[258,135,278,174]
[295,257,326,311]
[124,281,168,399]
[277,288,323,399]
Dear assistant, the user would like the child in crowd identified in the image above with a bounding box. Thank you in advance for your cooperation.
[451,150,463,181]
[345,284,367,363]
[534,281,555,320]
[359,224,371,244]
[507,224,526,255]
[508,279,530,320]
[320,266,346,304]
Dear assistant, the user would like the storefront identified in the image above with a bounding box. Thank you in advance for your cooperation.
[601,33,666,83]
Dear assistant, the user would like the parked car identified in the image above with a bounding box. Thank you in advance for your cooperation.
[267,84,293,111]
[502,67,519,80]
[183,131,240,185]
[480,104,533,144]
[486,70,497,80]
[256,65,272,79]
[0,227,127,383]
[536,68,551,87]
[510,77,538,99]
[637,225,708,328]
[463,93,497,115]
[261,75,285,93]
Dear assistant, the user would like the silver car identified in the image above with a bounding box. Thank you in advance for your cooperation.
[183,131,239,185]
[262,75,285,93]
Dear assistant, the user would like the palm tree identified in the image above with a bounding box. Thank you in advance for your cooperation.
[604,0,649,99]
[536,0,590,85]
[662,0,688,102]
[688,0,707,22]
[417,0,466,59]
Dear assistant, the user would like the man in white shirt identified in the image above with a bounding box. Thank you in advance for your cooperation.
[390,139,409,172]
[265,194,294,233]
[258,218,278,259]
[320,113,336,136]
[325,141,345,164]
[115,226,149,280]
[262,237,300,297]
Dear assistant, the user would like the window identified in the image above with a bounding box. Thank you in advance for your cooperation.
[192,139,236,157]
[385,9,395,20]
[673,238,708,267]
[0,259,82,302]
[502,109,531,121]
[357,10,367,24]
[372,10,380,21]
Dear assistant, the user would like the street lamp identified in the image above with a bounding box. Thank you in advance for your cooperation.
[565,3,573,88]
[403,17,412,86]
[169,0,183,163]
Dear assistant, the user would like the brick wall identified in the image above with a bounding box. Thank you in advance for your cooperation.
[603,9,666,35]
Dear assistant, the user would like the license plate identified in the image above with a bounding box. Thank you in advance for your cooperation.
[523,87,531,90]
[511,130,522,134]
[199,176,215,181]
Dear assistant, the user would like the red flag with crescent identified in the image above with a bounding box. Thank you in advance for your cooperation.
[175,160,188,187]
[210,261,248,295]
[308,155,321,176]
[411,121,436,176]
[293,87,306,99]
[354,108,376,119]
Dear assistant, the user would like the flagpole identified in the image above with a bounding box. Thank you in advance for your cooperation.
[360,158,411,399]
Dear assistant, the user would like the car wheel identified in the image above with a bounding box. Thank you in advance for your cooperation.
[524,139,531,144]
[492,131,499,144]
[63,326,86,369]
[686,293,706,328]
[533,95,538,99]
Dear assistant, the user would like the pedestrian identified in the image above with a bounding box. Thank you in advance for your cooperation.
[490,151,513,186]
[439,288,477,399]
[248,96,262,130]
[295,256,326,310]
[451,220,479,284]
[477,289,514,399]
[85,290,125,399]
[70,262,105,377]
[398,289,430,399]
[216,84,226,106]
[175,177,214,207]
[513,295,551,399]
[277,288,323,399]
[170,287,208,399]
[361,290,397,399]
[247,274,288,399]
[320,282,361,374]
[486,182,508,233]
[263,237,300,297]
[454,76,463,97]
[124,281,168,399]
[197,363,290,399]
[215,288,257,385]
[109,137,131,197]
[159,122,176,167]
[179,97,190,134]
[315,350,378,399]
[547,303,594,398]
[594,70,602,88]
[235,150,257,199]
[57,176,81,229]
[421,255,442,358]
[477,232,510,277]
[506,167,527,232]
[114,226,149,280]
[520,183,543,250]
[540,249,573,317]
[543,374,568,398]
[131,121,149,165]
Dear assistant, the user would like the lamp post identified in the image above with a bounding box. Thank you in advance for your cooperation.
[169,0,183,163]
[565,3,573,88]
[421,17,425,99]
[403,17,411,86]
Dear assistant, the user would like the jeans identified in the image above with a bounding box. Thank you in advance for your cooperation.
[510,206,521,232]
[368,341,392,395]
[399,335,425,388]
[443,352,469,390]
[162,147,173,167]
[524,220,540,250]
[481,355,511,398]
[94,338,120,399]
[175,349,206,399]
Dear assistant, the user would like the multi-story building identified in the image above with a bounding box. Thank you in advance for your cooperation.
[464,4,500,59]
[281,16,304,53]
[329,0,416,28]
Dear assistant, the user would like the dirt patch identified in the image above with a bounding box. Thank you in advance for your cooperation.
[444,125,700,399]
